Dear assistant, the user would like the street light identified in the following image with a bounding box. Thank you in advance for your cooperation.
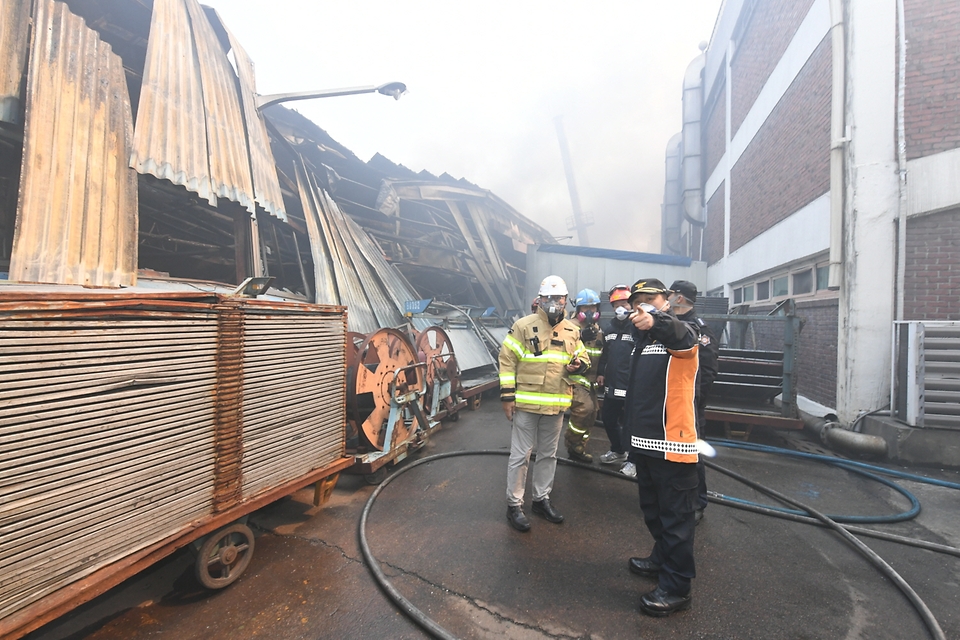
[256,81,407,111]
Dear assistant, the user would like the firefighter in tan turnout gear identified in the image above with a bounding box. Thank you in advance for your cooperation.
[499,275,590,532]
[564,288,604,463]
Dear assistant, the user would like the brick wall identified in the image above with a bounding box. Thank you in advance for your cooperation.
[904,0,960,160]
[904,208,960,320]
[729,35,831,252]
[704,183,725,264]
[730,0,817,136]
[703,78,726,181]
[732,297,839,408]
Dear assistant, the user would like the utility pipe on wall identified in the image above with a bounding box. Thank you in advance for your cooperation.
[895,0,908,320]
[827,0,847,289]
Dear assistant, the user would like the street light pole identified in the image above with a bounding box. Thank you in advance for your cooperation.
[256,82,407,111]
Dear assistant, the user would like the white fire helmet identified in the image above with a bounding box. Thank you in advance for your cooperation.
[538,275,568,297]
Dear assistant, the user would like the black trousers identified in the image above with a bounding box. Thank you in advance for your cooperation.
[600,396,626,453]
[631,453,698,596]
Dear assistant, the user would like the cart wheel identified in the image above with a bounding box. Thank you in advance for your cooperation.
[449,408,460,422]
[364,467,388,485]
[469,395,482,411]
[195,523,255,590]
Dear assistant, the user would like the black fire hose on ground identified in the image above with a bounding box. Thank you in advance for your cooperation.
[358,450,950,640]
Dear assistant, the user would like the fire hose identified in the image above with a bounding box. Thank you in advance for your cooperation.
[358,444,960,640]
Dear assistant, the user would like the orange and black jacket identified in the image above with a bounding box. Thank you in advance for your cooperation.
[623,310,700,463]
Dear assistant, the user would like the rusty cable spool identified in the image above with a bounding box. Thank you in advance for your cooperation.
[346,328,423,451]
[415,326,461,416]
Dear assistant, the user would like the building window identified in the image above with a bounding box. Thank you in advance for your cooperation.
[733,287,743,304]
[743,284,754,302]
[793,269,813,295]
[772,276,789,297]
[757,280,770,300]
[816,265,830,290]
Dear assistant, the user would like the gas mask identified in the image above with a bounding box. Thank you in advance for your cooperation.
[541,298,564,324]
[577,310,600,324]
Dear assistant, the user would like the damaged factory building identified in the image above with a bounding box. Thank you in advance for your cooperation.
[0,0,552,325]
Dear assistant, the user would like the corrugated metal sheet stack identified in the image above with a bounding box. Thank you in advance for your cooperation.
[0,291,347,629]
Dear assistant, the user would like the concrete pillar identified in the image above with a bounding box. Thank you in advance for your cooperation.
[836,0,899,422]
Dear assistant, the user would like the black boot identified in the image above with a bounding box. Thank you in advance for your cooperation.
[506,505,531,532]
[531,497,564,523]
[639,586,692,617]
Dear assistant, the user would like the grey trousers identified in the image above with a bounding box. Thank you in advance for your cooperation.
[506,409,565,506]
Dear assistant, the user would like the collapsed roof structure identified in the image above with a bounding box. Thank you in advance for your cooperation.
[0,0,554,332]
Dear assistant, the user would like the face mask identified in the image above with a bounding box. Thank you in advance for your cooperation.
[614,307,630,320]
[577,310,600,323]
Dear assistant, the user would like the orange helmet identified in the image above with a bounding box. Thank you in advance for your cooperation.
[609,284,631,304]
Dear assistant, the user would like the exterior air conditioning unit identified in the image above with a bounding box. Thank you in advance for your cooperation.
[892,321,960,429]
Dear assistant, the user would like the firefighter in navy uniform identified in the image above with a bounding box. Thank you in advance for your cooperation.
[622,278,701,617]
[564,289,604,463]
[499,276,589,532]
[669,280,719,524]
[595,284,634,470]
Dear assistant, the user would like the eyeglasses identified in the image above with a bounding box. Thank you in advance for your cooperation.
[540,295,566,302]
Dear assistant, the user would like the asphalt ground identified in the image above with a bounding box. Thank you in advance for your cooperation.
[29,395,960,640]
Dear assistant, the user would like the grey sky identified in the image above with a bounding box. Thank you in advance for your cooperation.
[203,1,722,252]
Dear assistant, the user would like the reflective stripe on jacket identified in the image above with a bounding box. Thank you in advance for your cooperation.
[499,309,589,415]
[597,317,634,398]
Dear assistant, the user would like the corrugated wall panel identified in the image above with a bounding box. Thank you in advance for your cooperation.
[9,0,138,287]
[132,0,258,214]
[131,0,211,202]
[0,0,30,123]
[183,0,254,213]
[0,310,219,623]
[221,18,287,221]
[240,310,346,499]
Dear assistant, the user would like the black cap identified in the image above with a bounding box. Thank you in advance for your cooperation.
[629,278,669,301]
[669,280,698,303]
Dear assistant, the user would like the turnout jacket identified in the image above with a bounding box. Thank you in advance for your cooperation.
[597,317,634,399]
[623,310,700,463]
[568,316,604,389]
[499,308,589,415]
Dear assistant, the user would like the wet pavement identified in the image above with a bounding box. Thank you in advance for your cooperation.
[28,396,960,640]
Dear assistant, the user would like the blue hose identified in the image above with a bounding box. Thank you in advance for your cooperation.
[709,439,960,489]
[703,438,960,524]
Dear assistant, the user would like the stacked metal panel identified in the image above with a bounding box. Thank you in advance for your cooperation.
[240,304,347,498]
[0,297,219,624]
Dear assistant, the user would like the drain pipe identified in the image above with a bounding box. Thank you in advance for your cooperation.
[800,409,888,457]
[895,0,908,320]
[827,0,847,289]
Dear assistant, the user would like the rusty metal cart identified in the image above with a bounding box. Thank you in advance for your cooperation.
[0,288,352,639]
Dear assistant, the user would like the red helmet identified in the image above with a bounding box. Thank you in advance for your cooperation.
[609,284,631,304]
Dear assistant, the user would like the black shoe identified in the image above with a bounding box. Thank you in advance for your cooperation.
[694,508,704,525]
[639,586,692,617]
[567,448,593,463]
[507,506,530,532]
[628,556,661,577]
[531,498,564,523]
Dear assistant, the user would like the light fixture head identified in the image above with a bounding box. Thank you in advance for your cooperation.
[376,82,407,100]
[232,276,275,298]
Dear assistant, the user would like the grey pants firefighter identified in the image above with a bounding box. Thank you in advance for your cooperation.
[565,383,597,460]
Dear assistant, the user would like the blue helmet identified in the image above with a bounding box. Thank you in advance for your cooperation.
[574,288,601,307]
